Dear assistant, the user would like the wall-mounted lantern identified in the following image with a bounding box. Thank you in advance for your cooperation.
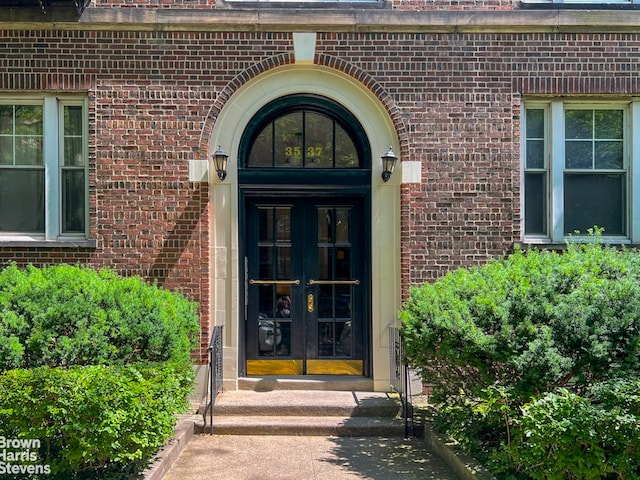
[381,146,397,183]
[212,145,229,181]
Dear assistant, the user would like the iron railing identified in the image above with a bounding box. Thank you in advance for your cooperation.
[389,325,414,437]
[203,325,224,434]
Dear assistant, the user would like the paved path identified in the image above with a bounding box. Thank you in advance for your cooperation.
[164,434,459,480]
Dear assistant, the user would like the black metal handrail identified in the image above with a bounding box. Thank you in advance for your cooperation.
[389,325,414,438]
[203,325,223,434]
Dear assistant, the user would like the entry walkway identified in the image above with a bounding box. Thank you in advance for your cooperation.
[164,434,460,480]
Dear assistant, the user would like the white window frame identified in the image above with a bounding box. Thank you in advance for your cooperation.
[0,95,89,242]
[522,98,640,244]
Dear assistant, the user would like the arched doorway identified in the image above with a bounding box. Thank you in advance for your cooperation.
[239,94,372,376]
[207,64,401,391]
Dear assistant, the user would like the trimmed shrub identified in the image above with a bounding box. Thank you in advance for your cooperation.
[0,263,199,370]
[0,362,193,478]
[400,238,640,478]
[401,240,640,402]
[507,380,640,480]
[0,263,200,478]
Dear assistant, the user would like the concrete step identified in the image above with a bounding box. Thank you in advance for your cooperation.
[199,389,406,437]
[237,376,374,392]
[207,390,401,418]
[196,415,407,436]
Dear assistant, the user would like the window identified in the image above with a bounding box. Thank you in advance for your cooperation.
[239,94,370,178]
[247,109,360,169]
[0,96,88,240]
[523,100,640,243]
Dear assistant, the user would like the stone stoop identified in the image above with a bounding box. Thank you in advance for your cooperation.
[197,389,406,437]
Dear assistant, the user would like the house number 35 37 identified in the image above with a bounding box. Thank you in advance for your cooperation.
[285,146,323,157]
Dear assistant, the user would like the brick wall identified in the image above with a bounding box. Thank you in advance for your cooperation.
[1,28,640,355]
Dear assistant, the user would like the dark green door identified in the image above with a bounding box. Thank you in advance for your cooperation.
[244,195,367,375]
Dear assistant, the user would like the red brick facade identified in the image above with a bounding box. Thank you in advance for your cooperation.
[1,5,639,364]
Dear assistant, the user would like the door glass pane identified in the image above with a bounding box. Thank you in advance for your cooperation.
[336,321,352,356]
[258,247,273,279]
[336,247,351,280]
[258,284,275,320]
[318,246,332,281]
[258,208,273,242]
[276,208,290,242]
[276,246,291,280]
[318,322,334,356]
[276,321,291,356]
[335,284,351,318]
[318,208,331,243]
[336,208,349,242]
[258,318,280,356]
[564,173,625,235]
[258,207,291,279]
[318,284,333,318]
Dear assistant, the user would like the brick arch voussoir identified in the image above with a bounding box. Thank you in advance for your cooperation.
[199,52,295,157]
[315,54,410,159]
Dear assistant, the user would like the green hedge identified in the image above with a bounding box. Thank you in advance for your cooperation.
[0,362,193,479]
[0,263,199,370]
[401,240,640,402]
[507,380,640,480]
[0,264,201,478]
[400,237,640,478]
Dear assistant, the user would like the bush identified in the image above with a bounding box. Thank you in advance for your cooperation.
[400,237,640,477]
[0,263,200,370]
[0,263,200,478]
[507,380,640,480]
[0,362,193,478]
[401,239,640,401]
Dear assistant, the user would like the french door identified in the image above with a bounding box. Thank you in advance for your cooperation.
[244,195,368,375]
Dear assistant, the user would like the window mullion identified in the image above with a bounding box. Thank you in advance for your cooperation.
[551,101,565,243]
[43,97,59,240]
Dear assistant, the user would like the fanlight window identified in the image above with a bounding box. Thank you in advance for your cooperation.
[247,109,360,169]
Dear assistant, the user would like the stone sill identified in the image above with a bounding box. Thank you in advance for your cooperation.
[0,239,97,249]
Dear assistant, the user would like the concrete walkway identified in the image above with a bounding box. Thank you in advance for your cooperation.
[164,434,460,480]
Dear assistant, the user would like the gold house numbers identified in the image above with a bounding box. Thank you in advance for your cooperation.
[285,146,324,158]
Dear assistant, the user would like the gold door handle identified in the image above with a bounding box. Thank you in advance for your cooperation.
[249,279,300,285]
[307,293,314,313]
[308,279,360,285]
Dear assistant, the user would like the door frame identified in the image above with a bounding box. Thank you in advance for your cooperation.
[239,188,372,377]
[205,64,402,392]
